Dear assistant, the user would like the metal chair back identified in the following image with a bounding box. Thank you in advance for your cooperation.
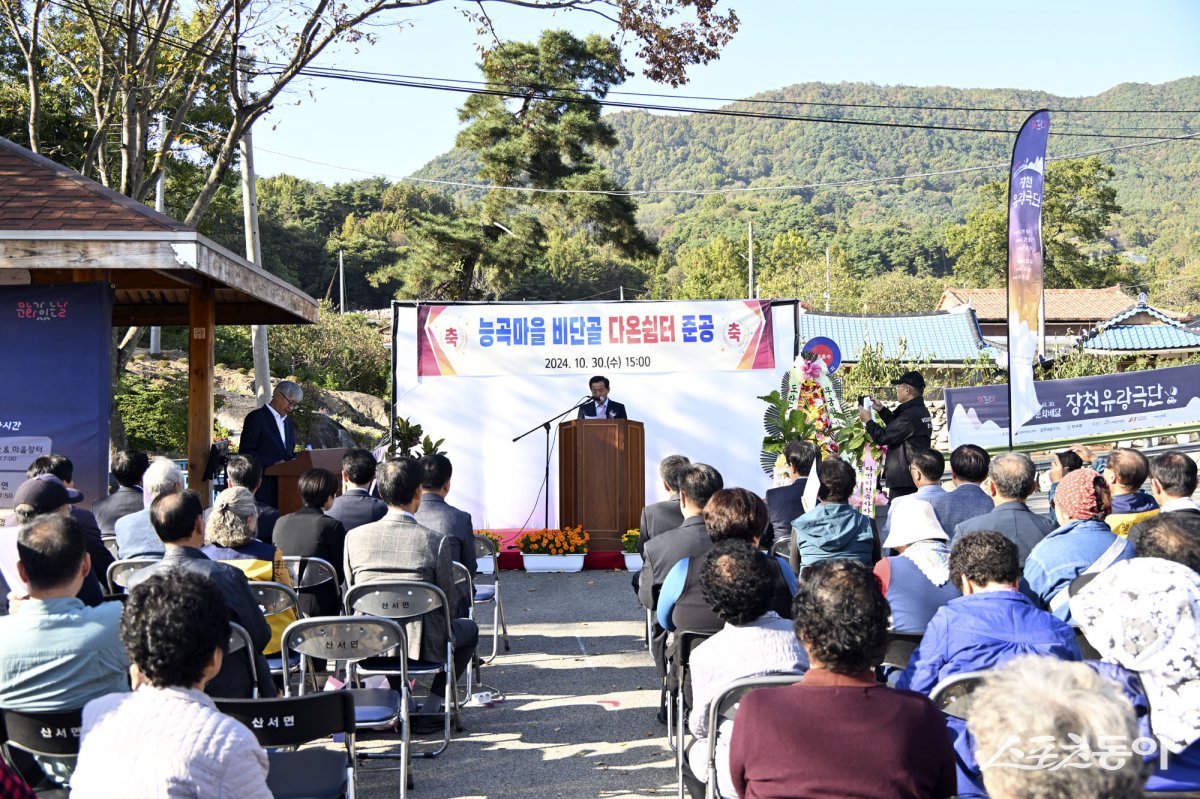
[345,581,449,624]
[105,557,160,591]
[930,670,987,720]
[228,621,260,699]
[703,674,802,799]
[880,631,923,671]
[473,534,499,573]
[281,616,407,684]
[251,581,303,619]
[281,555,338,590]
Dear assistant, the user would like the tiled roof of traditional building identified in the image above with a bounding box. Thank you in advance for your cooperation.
[799,306,995,363]
[937,286,1187,323]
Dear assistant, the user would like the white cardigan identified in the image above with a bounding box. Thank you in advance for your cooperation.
[71,685,271,798]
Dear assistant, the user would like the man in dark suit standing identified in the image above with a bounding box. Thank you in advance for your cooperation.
[91,449,149,537]
[638,463,724,682]
[415,453,477,617]
[860,370,932,500]
[238,380,303,508]
[344,458,479,718]
[327,449,387,532]
[577,375,628,420]
[764,441,817,551]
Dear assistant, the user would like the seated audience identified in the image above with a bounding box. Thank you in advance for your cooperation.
[273,467,348,617]
[415,453,477,617]
[205,455,280,545]
[91,449,149,537]
[898,531,1080,694]
[685,541,808,799]
[70,571,272,798]
[0,514,128,710]
[26,454,114,590]
[729,559,956,799]
[633,454,690,593]
[658,488,795,635]
[1129,449,1199,543]
[639,464,723,683]
[128,491,273,699]
[344,458,479,719]
[1134,511,1200,572]
[968,656,1143,799]
[1044,448,1083,523]
[790,457,874,571]
[114,457,183,559]
[882,448,946,538]
[764,441,816,551]
[1023,467,1133,623]
[202,486,295,655]
[954,452,1055,566]
[926,444,993,536]
[326,448,386,532]
[10,475,104,606]
[874,500,960,634]
[1103,447,1160,537]
[1072,557,1200,793]
[202,487,291,585]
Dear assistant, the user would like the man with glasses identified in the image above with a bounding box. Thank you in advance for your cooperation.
[238,380,303,509]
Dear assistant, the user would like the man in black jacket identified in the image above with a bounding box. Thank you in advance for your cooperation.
[860,370,932,500]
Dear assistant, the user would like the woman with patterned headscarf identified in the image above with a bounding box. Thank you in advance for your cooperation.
[1023,467,1133,624]
[202,486,294,654]
[1071,557,1200,792]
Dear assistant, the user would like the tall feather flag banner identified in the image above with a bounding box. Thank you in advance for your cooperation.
[1006,110,1050,446]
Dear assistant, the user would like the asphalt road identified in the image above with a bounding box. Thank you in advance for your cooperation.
[354,570,673,799]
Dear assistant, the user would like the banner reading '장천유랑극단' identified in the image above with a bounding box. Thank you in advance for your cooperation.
[417,300,775,377]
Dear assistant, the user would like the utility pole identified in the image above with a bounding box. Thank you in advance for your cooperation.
[338,250,346,314]
[149,113,166,356]
[238,46,270,406]
[747,220,755,299]
[824,247,831,312]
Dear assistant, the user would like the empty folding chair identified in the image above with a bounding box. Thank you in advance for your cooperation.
[281,616,410,794]
[451,562,479,698]
[0,707,83,798]
[472,534,510,662]
[105,557,160,593]
[216,691,362,799]
[345,581,461,758]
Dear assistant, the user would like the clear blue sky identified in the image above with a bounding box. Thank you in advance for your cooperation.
[253,0,1200,184]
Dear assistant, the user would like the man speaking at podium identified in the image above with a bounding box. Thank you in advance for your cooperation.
[577,375,628,420]
[239,380,302,508]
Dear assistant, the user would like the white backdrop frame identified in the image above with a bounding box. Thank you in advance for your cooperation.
[391,299,801,530]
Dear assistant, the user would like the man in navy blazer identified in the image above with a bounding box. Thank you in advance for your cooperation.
[577,375,628,420]
[327,449,387,532]
[764,441,818,551]
[238,380,302,508]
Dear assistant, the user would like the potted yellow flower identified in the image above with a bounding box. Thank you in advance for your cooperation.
[621,529,642,571]
[517,526,589,573]
[474,529,505,574]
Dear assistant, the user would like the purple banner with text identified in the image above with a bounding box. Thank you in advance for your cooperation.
[947,363,1200,450]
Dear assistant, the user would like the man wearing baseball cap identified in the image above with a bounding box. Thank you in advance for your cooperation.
[858,370,933,501]
[7,475,105,605]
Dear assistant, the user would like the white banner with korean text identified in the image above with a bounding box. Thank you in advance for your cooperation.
[417,300,775,377]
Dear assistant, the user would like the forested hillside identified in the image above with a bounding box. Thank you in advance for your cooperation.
[415,78,1200,286]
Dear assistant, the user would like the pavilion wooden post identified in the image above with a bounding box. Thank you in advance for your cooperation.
[187,281,215,505]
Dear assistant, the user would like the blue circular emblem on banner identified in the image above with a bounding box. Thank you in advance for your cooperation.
[803,336,842,374]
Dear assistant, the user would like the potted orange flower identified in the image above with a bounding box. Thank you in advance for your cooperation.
[474,529,505,574]
[621,529,642,571]
[517,526,589,572]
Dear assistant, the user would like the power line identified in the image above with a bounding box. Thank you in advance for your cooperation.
[39,0,1200,142]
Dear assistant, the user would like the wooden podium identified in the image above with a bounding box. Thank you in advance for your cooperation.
[558,420,644,552]
[265,448,347,515]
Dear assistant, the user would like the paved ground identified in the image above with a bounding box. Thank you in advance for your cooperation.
[354,570,674,799]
